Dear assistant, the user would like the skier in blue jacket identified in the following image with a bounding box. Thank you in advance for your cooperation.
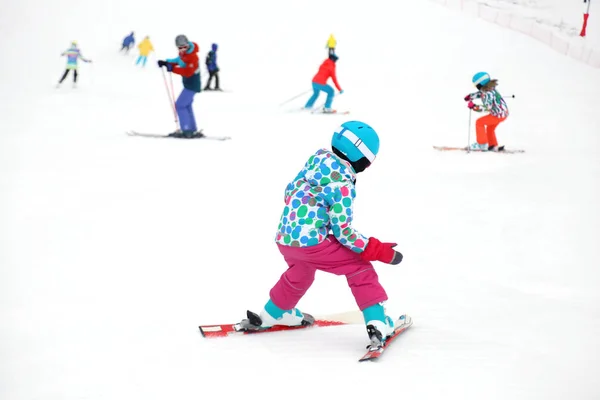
[204,43,221,91]
[120,32,135,53]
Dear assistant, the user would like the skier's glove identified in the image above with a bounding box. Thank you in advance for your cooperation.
[157,60,168,68]
[464,94,472,101]
[166,63,173,72]
[360,237,403,265]
[468,101,483,112]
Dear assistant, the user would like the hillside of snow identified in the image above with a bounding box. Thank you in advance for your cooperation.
[1,0,599,399]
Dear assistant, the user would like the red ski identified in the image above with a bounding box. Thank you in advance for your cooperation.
[199,310,361,338]
[358,315,413,362]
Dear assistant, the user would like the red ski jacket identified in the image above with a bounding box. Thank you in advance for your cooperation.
[312,59,342,91]
[171,42,200,78]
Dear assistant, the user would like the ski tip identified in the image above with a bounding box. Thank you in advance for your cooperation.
[198,326,206,337]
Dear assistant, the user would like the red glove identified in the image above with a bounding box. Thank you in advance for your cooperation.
[467,101,482,112]
[360,237,403,265]
[464,94,472,101]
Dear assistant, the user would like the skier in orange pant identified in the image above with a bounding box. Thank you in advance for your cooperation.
[464,72,509,152]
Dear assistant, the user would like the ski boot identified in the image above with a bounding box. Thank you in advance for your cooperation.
[236,299,314,331]
[168,130,201,139]
[470,142,489,151]
[363,303,396,348]
[322,107,336,114]
[259,299,314,328]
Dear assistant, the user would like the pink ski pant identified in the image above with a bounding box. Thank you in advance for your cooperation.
[270,236,388,311]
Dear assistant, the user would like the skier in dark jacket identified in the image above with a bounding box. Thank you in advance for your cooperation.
[204,43,221,91]
[121,32,135,53]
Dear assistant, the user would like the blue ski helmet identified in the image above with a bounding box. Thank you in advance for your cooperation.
[472,72,491,88]
[331,121,380,164]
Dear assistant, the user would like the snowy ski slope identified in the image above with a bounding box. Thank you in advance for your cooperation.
[1,0,599,399]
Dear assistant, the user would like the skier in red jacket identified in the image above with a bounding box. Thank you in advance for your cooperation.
[157,34,202,138]
[304,54,343,113]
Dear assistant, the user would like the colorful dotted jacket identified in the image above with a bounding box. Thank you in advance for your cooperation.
[275,149,369,253]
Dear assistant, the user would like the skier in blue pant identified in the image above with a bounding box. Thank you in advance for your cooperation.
[157,34,203,138]
[304,54,343,113]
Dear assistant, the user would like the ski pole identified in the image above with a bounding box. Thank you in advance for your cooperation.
[168,72,179,127]
[279,90,310,106]
[467,109,472,154]
[161,68,179,130]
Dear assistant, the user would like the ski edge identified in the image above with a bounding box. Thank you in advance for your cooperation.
[311,110,350,115]
[433,145,525,153]
[358,317,413,362]
[199,318,348,338]
[126,131,231,141]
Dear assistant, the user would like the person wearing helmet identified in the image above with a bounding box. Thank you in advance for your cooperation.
[56,41,92,88]
[157,35,202,138]
[464,72,510,151]
[239,121,409,348]
[304,54,343,113]
[204,43,221,91]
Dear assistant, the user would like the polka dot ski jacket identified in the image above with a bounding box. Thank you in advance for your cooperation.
[275,148,369,253]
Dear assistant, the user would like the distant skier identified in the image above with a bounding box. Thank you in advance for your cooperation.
[204,43,221,91]
[157,34,202,138]
[136,36,154,67]
[464,72,510,151]
[304,54,343,113]
[121,32,135,53]
[56,41,91,88]
[235,120,409,349]
[326,33,336,56]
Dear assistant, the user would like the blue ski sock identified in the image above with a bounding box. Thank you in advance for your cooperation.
[362,303,386,324]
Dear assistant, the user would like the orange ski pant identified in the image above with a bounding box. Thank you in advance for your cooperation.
[476,115,506,146]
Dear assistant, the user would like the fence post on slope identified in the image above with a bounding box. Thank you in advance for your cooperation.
[581,0,592,37]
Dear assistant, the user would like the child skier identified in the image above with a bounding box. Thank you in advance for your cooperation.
[464,72,510,151]
[121,32,135,53]
[237,120,410,348]
[304,54,343,113]
[136,36,154,67]
[157,35,202,138]
[326,33,336,56]
[56,41,92,88]
[204,43,221,91]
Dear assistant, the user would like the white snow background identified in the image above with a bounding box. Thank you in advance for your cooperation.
[1,0,599,399]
